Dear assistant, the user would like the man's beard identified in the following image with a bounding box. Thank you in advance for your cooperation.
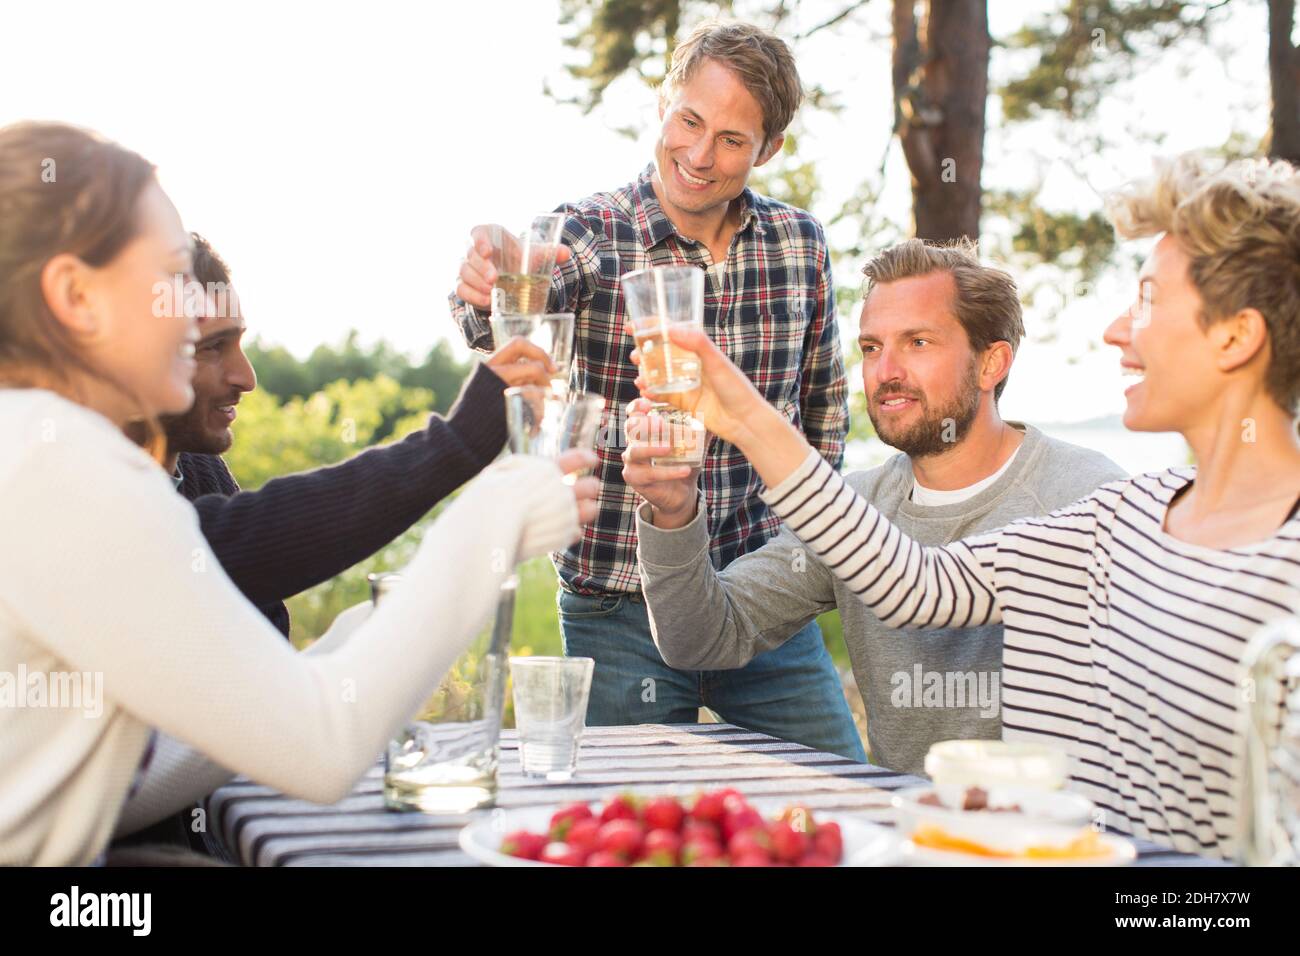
[160,401,232,458]
[867,360,982,459]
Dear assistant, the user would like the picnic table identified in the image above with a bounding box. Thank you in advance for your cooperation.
[202,723,1218,867]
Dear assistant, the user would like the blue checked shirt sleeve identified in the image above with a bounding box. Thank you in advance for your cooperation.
[552,206,598,317]
[448,293,495,354]
[799,232,848,470]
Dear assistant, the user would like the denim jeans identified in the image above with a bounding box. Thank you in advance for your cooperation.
[557,588,867,762]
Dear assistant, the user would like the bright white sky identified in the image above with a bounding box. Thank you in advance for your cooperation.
[0,0,1269,424]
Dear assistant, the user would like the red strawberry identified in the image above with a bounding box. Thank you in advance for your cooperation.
[768,820,810,863]
[565,817,602,856]
[721,792,751,815]
[597,818,644,860]
[690,790,729,825]
[586,850,629,867]
[682,820,721,844]
[600,794,640,824]
[642,796,685,833]
[640,828,682,865]
[539,841,586,867]
[812,821,843,862]
[722,805,765,843]
[500,830,547,861]
[727,827,772,860]
[731,851,773,867]
[549,802,593,841]
[682,838,725,866]
[797,852,836,867]
[778,805,817,836]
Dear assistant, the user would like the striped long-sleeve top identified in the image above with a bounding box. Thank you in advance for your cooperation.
[762,450,1300,859]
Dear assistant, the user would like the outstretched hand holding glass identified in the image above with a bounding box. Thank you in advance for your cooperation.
[626,321,814,491]
[455,218,573,314]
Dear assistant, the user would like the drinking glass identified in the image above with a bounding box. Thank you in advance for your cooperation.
[509,656,595,780]
[620,265,705,394]
[504,386,605,467]
[641,402,707,468]
[487,214,566,315]
[372,572,515,813]
[490,312,575,396]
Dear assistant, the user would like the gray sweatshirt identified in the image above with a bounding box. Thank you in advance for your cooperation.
[636,422,1127,775]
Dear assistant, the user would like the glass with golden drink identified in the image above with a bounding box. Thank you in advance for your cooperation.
[621,265,705,395]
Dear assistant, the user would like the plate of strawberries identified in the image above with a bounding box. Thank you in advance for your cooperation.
[458,788,901,867]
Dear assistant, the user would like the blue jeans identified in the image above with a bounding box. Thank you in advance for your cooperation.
[557,589,867,762]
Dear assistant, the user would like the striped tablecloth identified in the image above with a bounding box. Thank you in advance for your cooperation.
[202,723,1218,867]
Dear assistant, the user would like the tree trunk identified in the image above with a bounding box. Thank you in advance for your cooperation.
[892,0,989,242]
[1269,0,1300,164]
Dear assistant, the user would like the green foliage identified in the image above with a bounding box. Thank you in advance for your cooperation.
[245,331,472,415]
[984,188,1117,285]
[998,0,1209,123]
[555,0,692,110]
[225,374,432,491]
[747,132,820,211]
[553,0,1245,328]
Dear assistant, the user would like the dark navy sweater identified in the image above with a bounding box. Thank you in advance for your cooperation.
[176,362,510,639]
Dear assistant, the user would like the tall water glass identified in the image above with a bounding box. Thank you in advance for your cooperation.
[372,572,515,812]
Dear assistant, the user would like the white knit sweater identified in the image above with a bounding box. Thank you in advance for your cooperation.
[0,389,579,865]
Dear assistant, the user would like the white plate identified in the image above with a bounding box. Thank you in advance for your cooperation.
[890,784,1133,865]
[458,803,903,867]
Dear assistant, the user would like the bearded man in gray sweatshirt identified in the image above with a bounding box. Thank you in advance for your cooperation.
[624,238,1126,774]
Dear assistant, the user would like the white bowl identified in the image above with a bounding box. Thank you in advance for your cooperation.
[924,740,1069,791]
[458,803,903,867]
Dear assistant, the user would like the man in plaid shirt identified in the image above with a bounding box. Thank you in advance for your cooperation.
[450,21,864,760]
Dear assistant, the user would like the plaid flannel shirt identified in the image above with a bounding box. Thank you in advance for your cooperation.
[450,163,847,595]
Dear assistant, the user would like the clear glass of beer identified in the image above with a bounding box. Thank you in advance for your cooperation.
[490,312,575,396]
[620,265,705,395]
[504,385,605,470]
[645,403,707,468]
[487,214,566,315]
[372,572,515,813]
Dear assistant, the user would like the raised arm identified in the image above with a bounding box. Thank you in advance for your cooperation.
[636,492,837,670]
[189,361,511,608]
[760,449,1002,630]
[630,325,1111,635]
[112,600,376,836]
[0,407,588,808]
[449,212,588,353]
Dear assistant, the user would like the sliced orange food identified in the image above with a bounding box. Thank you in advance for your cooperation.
[911,824,1112,861]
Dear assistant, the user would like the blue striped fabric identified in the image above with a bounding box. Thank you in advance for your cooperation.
[201,724,1218,867]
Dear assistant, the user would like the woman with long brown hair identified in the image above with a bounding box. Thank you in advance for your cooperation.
[0,121,598,865]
